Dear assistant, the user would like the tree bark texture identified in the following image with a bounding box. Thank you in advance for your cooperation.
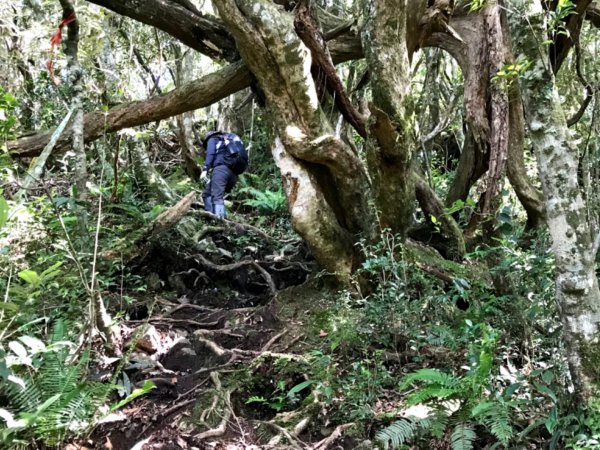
[59,0,88,201]
[360,0,417,236]
[510,0,600,401]
[423,5,544,228]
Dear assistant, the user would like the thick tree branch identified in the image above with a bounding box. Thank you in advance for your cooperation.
[87,0,238,62]
[8,35,360,158]
[294,1,366,138]
[8,62,251,157]
[549,0,594,73]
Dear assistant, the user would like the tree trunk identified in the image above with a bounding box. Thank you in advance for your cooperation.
[174,46,201,181]
[510,0,600,401]
[422,6,544,229]
[213,0,375,278]
[360,0,416,236]
[59,0,88,201]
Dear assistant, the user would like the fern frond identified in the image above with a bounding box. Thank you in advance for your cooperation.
[406,386,460,405]
[451,423,476,450]
[399,368,460,390]
[424,409,450,439]
[375,417,420,450]
[471,399,513,445]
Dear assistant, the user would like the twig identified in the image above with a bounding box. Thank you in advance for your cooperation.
[310,423,355,450]
[258,421,305,450]
[128,317,220,328]
[282,334,303,352]
[160,398,196,418]
[190,357,237,376]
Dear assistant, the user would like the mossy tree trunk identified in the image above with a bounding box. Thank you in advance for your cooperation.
[510,0,600,401]
[360,0,415,236]
[213,0,376,279]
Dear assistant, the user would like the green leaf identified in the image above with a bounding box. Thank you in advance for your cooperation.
[110,380,156,411]
[534,382,558,403]
[545,406,558,433]
[503,382,521,399]
[0,196,8,229]
[287,380,315,398]
[18,270,40,285]
[0,302,18,312]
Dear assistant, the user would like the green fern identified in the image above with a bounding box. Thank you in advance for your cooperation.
[451,423,476,450]
[241,186,287,215]
[375,417,421,450]
[471,400,513,445]
[399,368,461,391]
[0,324,114,448]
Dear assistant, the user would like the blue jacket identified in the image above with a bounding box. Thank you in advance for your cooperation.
[203,134,227,171]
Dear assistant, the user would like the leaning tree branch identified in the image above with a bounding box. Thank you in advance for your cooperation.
[8,61,251,157]
[294,0,367,138]
[8,36,361,158]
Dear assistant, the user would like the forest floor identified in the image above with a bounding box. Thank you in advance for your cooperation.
[69,208,357,450]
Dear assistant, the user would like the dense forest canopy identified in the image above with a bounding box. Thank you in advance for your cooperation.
[2,0,600,449]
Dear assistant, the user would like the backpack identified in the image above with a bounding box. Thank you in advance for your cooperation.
[216,132,249,175]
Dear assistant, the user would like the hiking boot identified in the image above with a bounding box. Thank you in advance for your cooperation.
[214,204,226,219]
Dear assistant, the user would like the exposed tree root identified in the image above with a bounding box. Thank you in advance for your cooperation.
[194,334,307,362]
[128,317,220,328]
[196,209,279,244]
[195,254,277,294]
[195,372,233,440]
[310,423,355,450]
[259,420,305,450]
[261,330,287,352]
[164,303,218,316]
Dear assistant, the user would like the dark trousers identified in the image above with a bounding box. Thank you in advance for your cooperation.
[202,165,237,209]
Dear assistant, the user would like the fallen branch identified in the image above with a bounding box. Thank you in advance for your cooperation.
[106,192,197,264]
[128,318,220,328]
[259,421,305,450]
[310,423,355,450]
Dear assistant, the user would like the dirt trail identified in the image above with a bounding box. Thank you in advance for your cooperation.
[79,224,322,450]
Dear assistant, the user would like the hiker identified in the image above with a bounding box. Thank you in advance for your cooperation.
[200,131,249,219]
